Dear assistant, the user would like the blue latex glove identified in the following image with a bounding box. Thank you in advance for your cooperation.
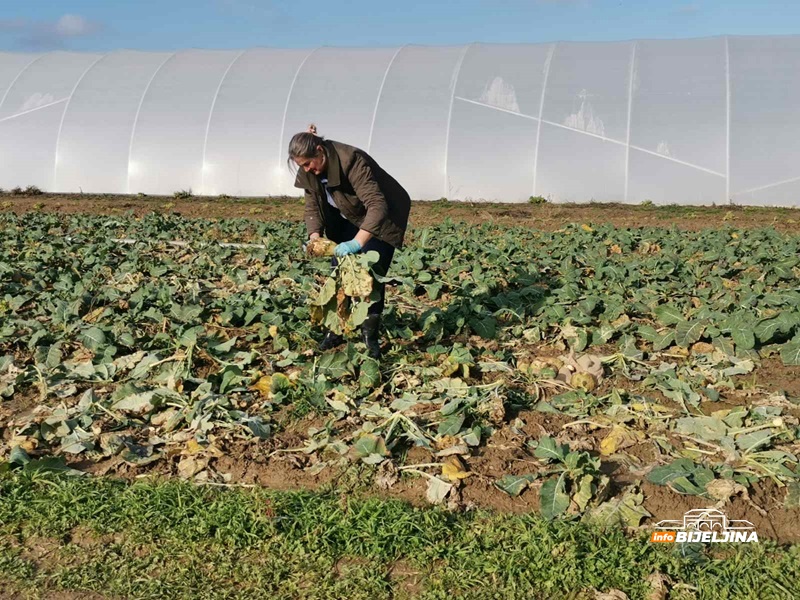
[334,239,362,257]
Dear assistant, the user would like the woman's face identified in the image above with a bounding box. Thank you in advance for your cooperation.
[293,145,326,176]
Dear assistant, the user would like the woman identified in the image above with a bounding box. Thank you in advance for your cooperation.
[288,124,411,359]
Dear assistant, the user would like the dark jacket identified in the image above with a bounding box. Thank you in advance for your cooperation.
[295,140,411,249]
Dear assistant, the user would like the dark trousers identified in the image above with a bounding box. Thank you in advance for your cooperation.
[326,206,395,316]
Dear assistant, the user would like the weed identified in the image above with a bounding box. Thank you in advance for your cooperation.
[173,189,193,200]
[218,194,232,201]
[528,195,548,204]
[641,199,654,207]
[0,473,798,599]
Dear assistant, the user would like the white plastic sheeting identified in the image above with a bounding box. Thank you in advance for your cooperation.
[0,38,798,206]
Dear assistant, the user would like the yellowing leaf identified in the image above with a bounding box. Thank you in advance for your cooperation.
[600,425,644,456]
[571,372,598,392]
[186,439,204,455]
[340,260,373,298]
[441,456,471,482]
[306,237,336,257]
[251,375,273,399]
[581,224,594,232]
[82,306,106,324]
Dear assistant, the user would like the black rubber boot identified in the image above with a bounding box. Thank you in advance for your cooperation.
[361,314,382,360]
[319,330,344,351]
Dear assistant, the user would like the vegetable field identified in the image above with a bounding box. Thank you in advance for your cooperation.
[2,198,800,559]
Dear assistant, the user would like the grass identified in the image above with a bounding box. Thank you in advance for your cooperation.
[0,472,798,599]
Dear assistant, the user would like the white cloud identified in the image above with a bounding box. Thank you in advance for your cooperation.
[0,14,102,51]
[54,14,98,38]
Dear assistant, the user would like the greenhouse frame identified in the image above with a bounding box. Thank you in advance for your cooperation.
[0,36,798,205]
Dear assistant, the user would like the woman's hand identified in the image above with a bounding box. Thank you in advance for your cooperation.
[334,239,362,257]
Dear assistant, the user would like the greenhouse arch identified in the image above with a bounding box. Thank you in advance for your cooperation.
[0,36,799,206]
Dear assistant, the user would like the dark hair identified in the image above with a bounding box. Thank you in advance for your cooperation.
[287,123,326,171]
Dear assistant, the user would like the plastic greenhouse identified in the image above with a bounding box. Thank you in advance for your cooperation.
[0,36,799,205]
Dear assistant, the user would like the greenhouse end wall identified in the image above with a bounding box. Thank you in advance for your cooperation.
[0,37,798,206]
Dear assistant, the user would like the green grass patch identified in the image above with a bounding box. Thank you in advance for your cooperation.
[0,473,798,599]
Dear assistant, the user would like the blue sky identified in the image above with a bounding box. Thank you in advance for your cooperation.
[0,1,798,52]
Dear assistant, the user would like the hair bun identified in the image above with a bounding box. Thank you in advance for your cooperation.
[307,123,317,135]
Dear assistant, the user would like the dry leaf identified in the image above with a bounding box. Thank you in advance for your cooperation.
[306,237,336,257]
[177,455,207,479]
[594,590,629,600]
[645,572,670,600]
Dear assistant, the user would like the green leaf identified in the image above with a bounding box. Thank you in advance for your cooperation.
[735,429,772,452]
[23,456,83,476]
[674,320,706,348]
[534,436,566,462]
[495,474,537,497]
[243,418,271,440]
[314,278,337,306]
[780,335,800,366]
[654,304,684,325]
[9,446,31,466]
[317,351,353,380]
[80,326,106,351]
[353,434,389,459]
[437,413,465,437]
[348,301,370,328]
[712,336,735,357]
[732,327,756,351]
[358,358,381,389]
[572,474,595,512]
[540,473,570,520]
[469,316,497,339]
[640,326,675,351]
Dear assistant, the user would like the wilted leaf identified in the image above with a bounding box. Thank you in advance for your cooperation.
[426,476,453,504]
[112,391,156,415]
[353,434,389,460]
[340,260,373,298]
[582,487,651,529]
[785,482,800,508]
